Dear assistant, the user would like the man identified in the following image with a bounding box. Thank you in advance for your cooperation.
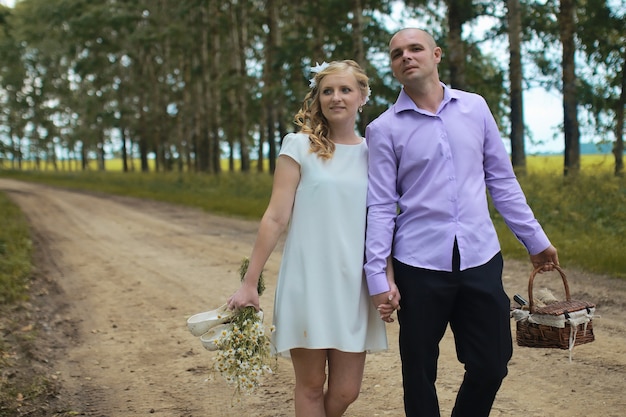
[365,28,559,417]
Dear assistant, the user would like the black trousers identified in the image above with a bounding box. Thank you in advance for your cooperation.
[394,243,512,417]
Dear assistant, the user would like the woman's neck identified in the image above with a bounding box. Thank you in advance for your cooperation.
[328,124,360,144]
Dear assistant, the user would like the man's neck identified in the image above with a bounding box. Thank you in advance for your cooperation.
[404,80,444,114]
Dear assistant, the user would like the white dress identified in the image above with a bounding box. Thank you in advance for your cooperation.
[271,133,388,357]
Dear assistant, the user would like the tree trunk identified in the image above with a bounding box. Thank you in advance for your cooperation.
[560,0,580,176]
[263,0,280,174]
[97,133,105,171]
[352,0,365,66]
[120,126,129,173]
[80,142,88,171]
[613,48,625,177]
[196,5,212,173]
[507,0,526,174]
[351,0,369,135]
[207,0,222,174]
[446,0,467,89]
[233,2,250,172]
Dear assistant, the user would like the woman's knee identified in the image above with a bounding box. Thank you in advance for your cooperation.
[296,382,325,404]
[294,369,327,396]
[327,382,361,407]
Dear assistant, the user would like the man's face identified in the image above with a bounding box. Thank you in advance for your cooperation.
[389,29,441,86]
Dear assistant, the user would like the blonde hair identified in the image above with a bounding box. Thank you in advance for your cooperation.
[293,60,369,160]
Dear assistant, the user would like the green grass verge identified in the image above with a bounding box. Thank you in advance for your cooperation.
[0,192,32,305]
[493,172,626,278]
[1,154,624,278]
[0,191,74,416]
[0,170,273,220]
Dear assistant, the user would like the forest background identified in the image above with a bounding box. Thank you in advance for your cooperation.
[0,0,624,274]
[0,0,624,177]
[0,1,624,414]
[0,0,624,279]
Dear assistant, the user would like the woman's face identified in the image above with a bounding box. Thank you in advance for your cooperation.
[317,72,363,127]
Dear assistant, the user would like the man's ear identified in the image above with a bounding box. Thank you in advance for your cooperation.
[434,47,443,64]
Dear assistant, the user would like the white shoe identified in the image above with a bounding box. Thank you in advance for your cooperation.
[200,323,234,351]
[186,304,234,336]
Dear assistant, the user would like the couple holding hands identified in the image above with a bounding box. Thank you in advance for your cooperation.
[226,28,558,417]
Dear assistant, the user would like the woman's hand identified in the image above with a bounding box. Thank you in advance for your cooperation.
[372,281,401,323]
[227,281,260,311]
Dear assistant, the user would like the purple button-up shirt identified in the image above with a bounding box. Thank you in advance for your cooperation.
[365,84,551,296]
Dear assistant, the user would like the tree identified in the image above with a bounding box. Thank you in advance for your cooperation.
[507,0,526,173]
[2,0,620,177]
[559,0,580,176]
[260,0,282,174]
[577,0,625,176]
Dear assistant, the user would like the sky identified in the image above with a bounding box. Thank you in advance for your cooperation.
[0,0,567,154]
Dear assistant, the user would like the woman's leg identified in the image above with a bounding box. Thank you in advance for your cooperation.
[325,349,366,417]
[290,348,329,417]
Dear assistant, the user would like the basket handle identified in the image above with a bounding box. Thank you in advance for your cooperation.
[528,265,570,313]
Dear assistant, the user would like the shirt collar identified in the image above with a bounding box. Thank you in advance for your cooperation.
[394,82,457,114]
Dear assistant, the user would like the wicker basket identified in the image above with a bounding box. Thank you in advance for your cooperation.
[515,265,595,350]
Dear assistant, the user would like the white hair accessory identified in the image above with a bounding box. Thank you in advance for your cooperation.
[308,61,330,88]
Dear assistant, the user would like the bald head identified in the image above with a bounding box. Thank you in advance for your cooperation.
[389,28,437,50]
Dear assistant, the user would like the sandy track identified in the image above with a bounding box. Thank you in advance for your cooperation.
[1,178,624,417]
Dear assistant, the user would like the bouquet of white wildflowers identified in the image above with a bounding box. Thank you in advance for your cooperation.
[211,258,276,396]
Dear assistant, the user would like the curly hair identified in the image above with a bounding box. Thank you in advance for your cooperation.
[293,60,370,160]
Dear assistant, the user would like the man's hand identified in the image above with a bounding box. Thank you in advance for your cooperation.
[372,282,401,323]
[530,245,559,272]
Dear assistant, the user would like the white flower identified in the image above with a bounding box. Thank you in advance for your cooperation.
[211,306,276,397]
[311,61,330,74]
[308,61,330,88]
[207,257,276,397]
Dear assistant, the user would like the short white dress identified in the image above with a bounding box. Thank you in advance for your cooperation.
[271,133,388,357]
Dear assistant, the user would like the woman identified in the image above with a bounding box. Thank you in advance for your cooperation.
[227,60,395,417]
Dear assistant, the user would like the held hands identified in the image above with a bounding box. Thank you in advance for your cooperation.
[530,244,559,273]
[372,256,401,323]
[372,281,401,323]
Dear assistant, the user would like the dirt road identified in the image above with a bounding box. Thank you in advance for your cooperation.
[1,178,625,417]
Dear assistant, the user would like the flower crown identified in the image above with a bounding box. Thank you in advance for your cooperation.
[308,61,371,104]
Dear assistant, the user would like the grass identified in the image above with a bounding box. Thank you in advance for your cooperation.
[0,170,274,220]
[494,172,625,277]
[0,193,32,304]
[524,153,617,175]
[0,154,624,279]
[0,194,58,416]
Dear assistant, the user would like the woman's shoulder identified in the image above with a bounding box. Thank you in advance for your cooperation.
[281,132,311,151]
[283,132,310,144]
[280,132,311,160]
